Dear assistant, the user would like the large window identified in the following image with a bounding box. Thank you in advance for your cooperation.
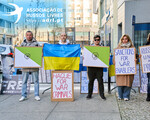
[0,19,5,27]
[134,23,150,54]
[0,4,4,12]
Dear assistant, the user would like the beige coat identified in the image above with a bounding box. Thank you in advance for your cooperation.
[113,46,135,87]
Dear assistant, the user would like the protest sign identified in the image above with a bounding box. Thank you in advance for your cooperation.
[139,45,150,73]
[14,47,42,68]
[1,75,30,94]
[80,71,98,94]
[51,71,74,101]
[132,64,141,88]
[83,46,110,68]
[114,48,136,75]
[140,72,148,93]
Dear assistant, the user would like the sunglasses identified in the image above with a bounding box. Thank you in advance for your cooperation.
[94,39,100,41]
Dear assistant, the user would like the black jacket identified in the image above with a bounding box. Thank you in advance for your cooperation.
[146,41,150,45]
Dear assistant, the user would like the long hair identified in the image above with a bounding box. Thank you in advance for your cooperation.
[118,34,134,47]
[147,33,150,42]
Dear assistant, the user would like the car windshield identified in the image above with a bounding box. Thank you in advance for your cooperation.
[0,46,6,54]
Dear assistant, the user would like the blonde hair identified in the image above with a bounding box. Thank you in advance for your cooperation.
[147,33,150,42]
[118,34,134,47]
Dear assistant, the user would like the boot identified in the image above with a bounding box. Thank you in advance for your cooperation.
[100,94,106,100]
[146,94,150,101]
[146,82,150,101]
[86,94,92,99]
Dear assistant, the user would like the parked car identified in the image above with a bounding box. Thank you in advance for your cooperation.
[0,44,14,75]
[0,44,14,56]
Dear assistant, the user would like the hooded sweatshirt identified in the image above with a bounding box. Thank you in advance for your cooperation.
[20,37,40,72]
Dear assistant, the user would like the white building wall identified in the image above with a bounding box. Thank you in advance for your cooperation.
[112,0,118,49]
[117,0,150,42]
[125,0,150,40]
[117,3,125,39]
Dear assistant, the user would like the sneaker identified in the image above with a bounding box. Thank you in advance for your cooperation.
[19,96,27,102]
[35,96,40,101]
[124,98,129,101]
[86,95,92,99]
[118,97,122,100]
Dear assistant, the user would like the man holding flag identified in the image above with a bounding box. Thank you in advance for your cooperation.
[58,32,70,45]
[43,33,81,71]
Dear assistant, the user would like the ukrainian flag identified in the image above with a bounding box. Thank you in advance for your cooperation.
[43,44,81,70]
[108,55,115,77]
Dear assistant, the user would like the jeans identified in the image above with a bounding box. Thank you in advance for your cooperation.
[147,73,150,94]
[118,86,131,99]
[22,71,39,97]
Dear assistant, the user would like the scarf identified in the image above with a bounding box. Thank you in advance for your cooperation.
[120,42,131,48]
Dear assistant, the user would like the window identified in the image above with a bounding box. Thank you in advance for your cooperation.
[6,22,11,28]
[134,23,150,53]
[0,19,5,27]
[6,7,11,12]
[0,46,6,54]
[0,4,4,12]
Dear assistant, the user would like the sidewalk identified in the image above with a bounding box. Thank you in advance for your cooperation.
[117,92,150,120]
[0,84,121,120]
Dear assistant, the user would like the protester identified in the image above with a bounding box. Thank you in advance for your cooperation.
[58,32,70,45]
[139,33,150,101]
[113,34,136,101]
[145,33,150,101]
[19,31,40,102]
[86,35,106,100]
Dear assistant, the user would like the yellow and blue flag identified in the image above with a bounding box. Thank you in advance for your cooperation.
[43,44,81,70]
[108,55,115,77]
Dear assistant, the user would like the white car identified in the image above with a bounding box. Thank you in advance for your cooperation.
[0,44,14,56]
[0,44,14,74]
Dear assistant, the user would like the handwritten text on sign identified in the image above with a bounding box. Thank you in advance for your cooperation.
[53,73,72,99]
[140,46,150,73]
[81,71,98,93]
[115,48,136,75]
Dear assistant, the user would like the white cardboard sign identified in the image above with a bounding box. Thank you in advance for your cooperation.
[115,48,136,75]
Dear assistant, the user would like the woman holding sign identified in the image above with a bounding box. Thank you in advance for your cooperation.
[113,34,135,101]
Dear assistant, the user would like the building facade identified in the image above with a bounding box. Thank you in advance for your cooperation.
[95,0,150,53]
[65,0,99,46]
[0,0,15,45]
[118,0,150,53]
[95,0,116,53]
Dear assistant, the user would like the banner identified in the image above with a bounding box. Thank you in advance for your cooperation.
[14,47,42,68]
[43,44,81,70]
[139,45,150,73]
[132,64,141,87]
[114,48,137,75]
[51,71,74,101]
[83,46,110,68]
[80,71,98,94]
[140,72,148,93]
[1,75,30,94]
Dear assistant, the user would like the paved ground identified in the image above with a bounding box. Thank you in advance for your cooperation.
[0,84,121,120]
[1,83,150,120]
[117,92,150,120]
